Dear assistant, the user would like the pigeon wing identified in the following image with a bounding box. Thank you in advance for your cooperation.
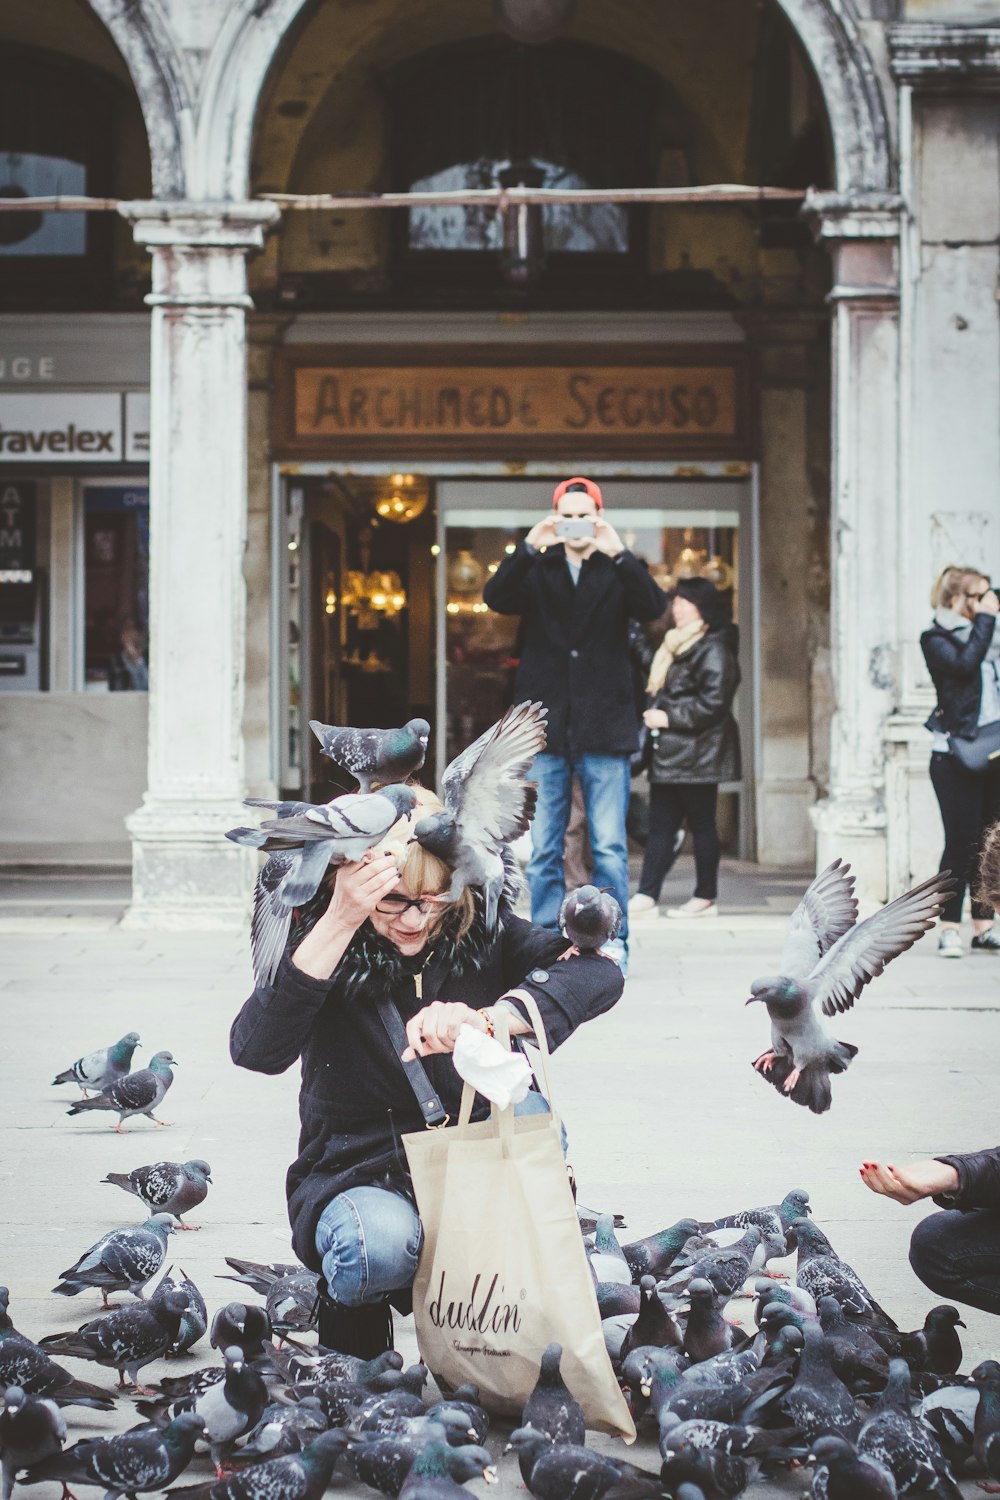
[808,870,954,1017]
[250,852,298,989]
[779,859,859,978]
[440,700,547,847]
[108,1069,157,1111]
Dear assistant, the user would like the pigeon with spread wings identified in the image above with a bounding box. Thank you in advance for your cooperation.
[411,701,547,932]
[228,784,419,988]
[748,864,953,1114]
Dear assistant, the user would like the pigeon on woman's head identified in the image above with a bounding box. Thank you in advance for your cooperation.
[308,718,430,793]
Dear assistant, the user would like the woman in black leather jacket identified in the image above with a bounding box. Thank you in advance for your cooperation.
[629,577,740,920]
[919,564,1000,958]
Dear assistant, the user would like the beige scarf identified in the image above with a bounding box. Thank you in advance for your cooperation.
[646,618,708,697]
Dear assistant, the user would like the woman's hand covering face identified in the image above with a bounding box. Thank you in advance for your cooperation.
[323,851,401,932]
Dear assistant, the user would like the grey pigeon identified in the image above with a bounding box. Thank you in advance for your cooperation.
[0,1288,115,1411]
[748,866,953,1113]
[346,1422,486,1496]
[412,700,547,931]
[210,1303,273,1364]
[663,1226,764,1300]
[286,1346,402,1388]
[682,1280,745,1365]
[66,1050,177,1130]
[702,1188,811,1256]
[506,1427,640,1500]
[766,1321,861,1445]
[622,1217,703,1279]
[397,1439,497,1500]
[659,1442,755,1500]
[588,1214,632,1285]
[788,1218,897,1329]
[917,1380,980,1467]
[814,1297,889,1390]
[52,1213,174,1305]
[238,1396,328,1459]
[21,1410,204,1500]
[858,1359,963,1498]
[752,1278,817,1325]
[558,885,622,954]
[102,1158,211,1227]
[152,1268,207,1355]
[229,784,419,987]
[521,1342,585,1445]
[52,1031,140,1096]
[137,1345,268,1476]
[38,1289,191,1393]
[619,1277,683,1361]
[165,1429,351,1500]
[806,1435,897,1499]
[220,1258,319,1334]
[308,717,430,792]
[0,1387,66,1500]
[972,1359,1000,1490]
[898,1306,964,1376]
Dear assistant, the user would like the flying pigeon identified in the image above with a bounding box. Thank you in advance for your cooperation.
[219,1259,319,1335]
[102,1159,211,1227]
[66,1051,177,1131]
[558,885,623,956]
[521,1342,585,1445]
[165,1429,352,1500]
[152,1269,207,1356]
[0,1289,115,1411]
[308,718,430,793]
[38,1289,191,1393]
[0,1386,66,1500]
[747,865,953,1113]
[412,700,547,931]
[228,783,419,987]
[20,1410,205,1500]
[52,1032,140,1096]
[52,1214,174,1306]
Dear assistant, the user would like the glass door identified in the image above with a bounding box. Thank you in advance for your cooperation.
[436,478,756,858]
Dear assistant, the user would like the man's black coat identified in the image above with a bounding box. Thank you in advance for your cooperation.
[483,541,666,757]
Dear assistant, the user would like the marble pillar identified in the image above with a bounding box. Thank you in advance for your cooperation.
[806,193,904,903]
[118,201,280,929]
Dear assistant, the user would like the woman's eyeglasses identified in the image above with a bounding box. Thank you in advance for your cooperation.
[967,589,991,602]
[375,893,450,917]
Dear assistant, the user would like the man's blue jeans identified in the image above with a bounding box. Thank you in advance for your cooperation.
[314,1096,562,1305]
[526,752,631,944]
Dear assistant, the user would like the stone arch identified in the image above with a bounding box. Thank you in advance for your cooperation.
[198,0,892,203]
[86,0,192,198]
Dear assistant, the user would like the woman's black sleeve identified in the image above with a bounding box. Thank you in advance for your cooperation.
[230,957,332,1074]
[921,613,995,681]
[495,915,624,1049]
[932,1147,1000,1212]
[661,642,738,734]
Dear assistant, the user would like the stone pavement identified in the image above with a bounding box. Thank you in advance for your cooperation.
[2,858,999,1498]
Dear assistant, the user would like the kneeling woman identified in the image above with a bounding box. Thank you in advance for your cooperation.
[230,808,623,1357]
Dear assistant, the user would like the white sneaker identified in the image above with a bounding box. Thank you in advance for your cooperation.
[938,929,964,959]
[628,894,658,919]
[666,899,719,919]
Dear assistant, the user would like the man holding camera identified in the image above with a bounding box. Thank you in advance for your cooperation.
[483,478,666,968]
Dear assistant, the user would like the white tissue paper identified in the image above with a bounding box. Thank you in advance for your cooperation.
[452,1024,533,1109]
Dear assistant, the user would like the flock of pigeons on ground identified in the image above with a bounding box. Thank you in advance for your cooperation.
[4,1169,1000,1500]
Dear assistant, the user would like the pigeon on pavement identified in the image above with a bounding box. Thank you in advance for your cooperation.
[0,1289,115,1411]
[38,1289,191,1393]
[971,1359,1000,1492]
[898,1306,965,1376]
[507,1427,639,1500]
[788,1219,897,1329]
[219,1259,319,1335]
[683,1280,746,1366]
[138,1345,268,1475]
[167,1428,352,1500]
[210,1303,273,1364]
[238,1396,328,1460]
[813,1297,889,1390]
[66,1051,177,1131]
[229,784,419,987]
[664,1227,764,1300]
[858,1359,962,1499]
[622,1218,703,1279]
[21,1410,205,1500]
[102,1159,211,1227]
[558,885,622,955]
[619,1277,683,1361]
[763,1321,861,1445]
[396,1439,497,1500]
[412,700,547,931]
[0,1386,66,1500]
[806,1435,898,1499]
[521,1342,585,1445]
[152,1268,207,1356]
[701,1189,811,1257]
[52,1214,174,1306]
[588,1215,633,1286]
[52,1032,140,1097]
[308,718,430,793]
[747,865,952,1113]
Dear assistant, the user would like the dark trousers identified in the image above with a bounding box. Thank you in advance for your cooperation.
[638,782,720,901]
[909,1207,1000,1317]
[929,752,1000,923]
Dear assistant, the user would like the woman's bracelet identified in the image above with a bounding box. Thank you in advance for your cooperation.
[477,1008,496,1038]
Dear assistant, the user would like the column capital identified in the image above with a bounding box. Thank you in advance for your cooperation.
[117,200,282,252]
[802,190,904,244]
[888,22,1000,90]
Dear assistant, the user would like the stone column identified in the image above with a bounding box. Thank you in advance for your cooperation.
[805,192,904,903]
[118,201,281,929]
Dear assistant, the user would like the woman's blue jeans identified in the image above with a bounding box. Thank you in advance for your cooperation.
[315,1093,562,1306]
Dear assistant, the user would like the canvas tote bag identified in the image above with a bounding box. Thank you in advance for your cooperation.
[402,996,635,1440]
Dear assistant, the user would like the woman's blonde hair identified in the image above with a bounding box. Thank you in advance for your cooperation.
[978,819,1000,916]
[396,814,477,943]
[931,564,987,610]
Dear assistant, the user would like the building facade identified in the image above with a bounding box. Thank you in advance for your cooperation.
[0,0,997,922]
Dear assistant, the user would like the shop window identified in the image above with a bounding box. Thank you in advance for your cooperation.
[82,486,149,691]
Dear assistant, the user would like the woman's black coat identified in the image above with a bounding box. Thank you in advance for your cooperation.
[647,627,741,784]
[230,908,623,1272]
[483,541,666,757]
[920,612,995,739]
[933,1147,1000,1211]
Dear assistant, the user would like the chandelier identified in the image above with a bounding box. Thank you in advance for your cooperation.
[374,473,430,524]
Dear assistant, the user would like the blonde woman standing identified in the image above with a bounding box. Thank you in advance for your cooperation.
[628,577,740,920]
[921,564,1000,957]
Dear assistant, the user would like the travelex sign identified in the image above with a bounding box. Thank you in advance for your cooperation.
[0,393,150,463]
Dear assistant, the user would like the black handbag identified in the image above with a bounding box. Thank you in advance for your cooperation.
[630,725,660,777]
[948,722,1000,774]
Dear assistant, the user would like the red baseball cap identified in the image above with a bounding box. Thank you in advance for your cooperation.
[552,476,604,511]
